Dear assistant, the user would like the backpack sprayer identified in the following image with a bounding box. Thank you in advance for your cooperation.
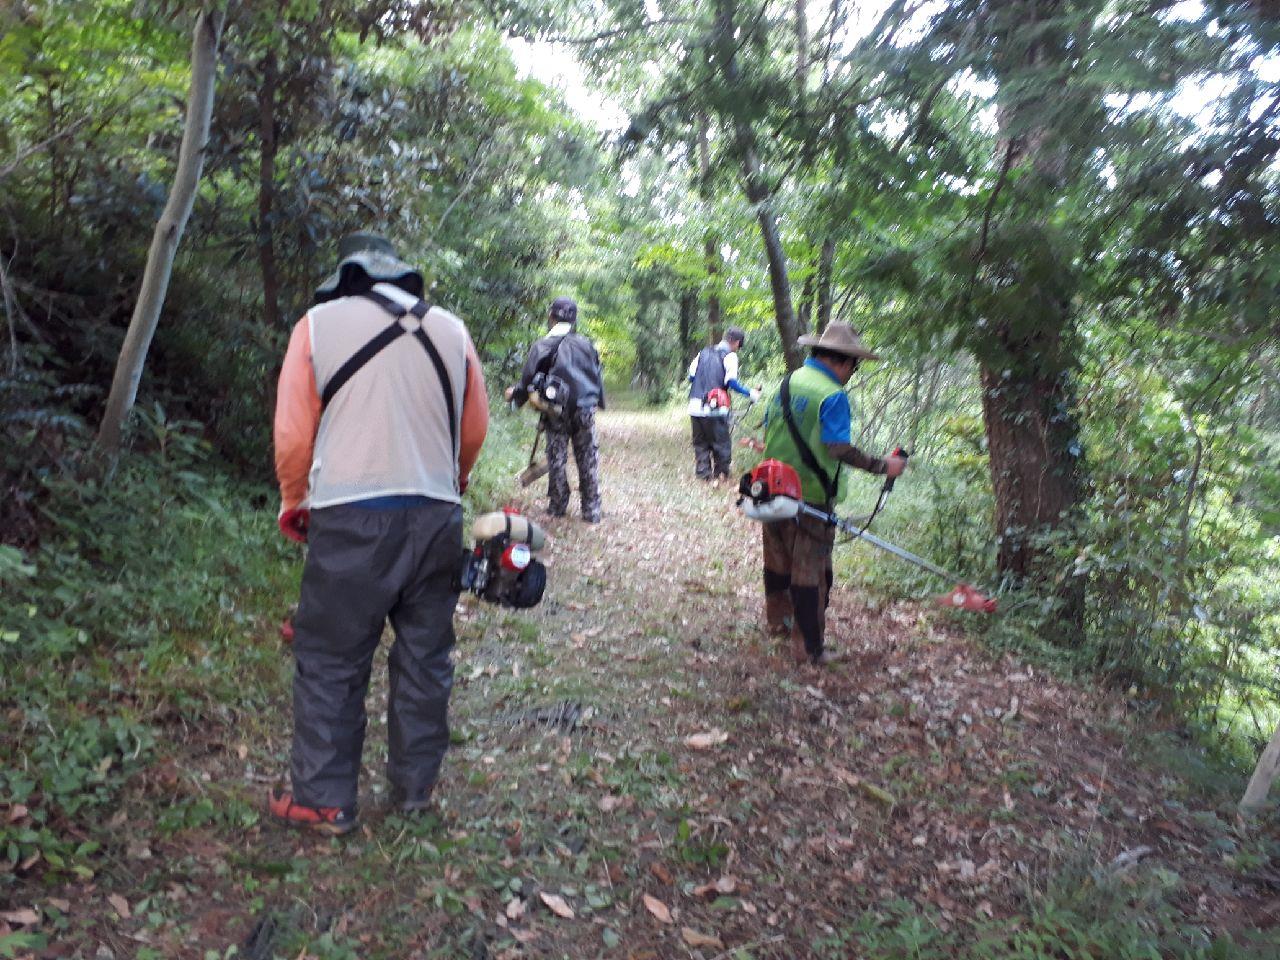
[737,459,997,613]
[455,510,549,608]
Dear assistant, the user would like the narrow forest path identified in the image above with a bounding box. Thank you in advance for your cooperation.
[57,406,1275,959]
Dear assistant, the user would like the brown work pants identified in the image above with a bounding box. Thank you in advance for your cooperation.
[762,513,836,662]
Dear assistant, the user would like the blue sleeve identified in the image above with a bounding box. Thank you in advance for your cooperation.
[726,378,751,397]
[818,391,852,445]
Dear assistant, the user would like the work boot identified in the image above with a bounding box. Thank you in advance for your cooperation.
[389,784,435,815]
[268,788,358,836]
[790,633,810,667]
[764,595,792,636]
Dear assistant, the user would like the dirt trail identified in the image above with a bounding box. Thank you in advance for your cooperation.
[53,405,1273,959]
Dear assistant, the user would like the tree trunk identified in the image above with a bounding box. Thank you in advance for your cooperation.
[816,234,835,331]
[1241,721,1280,814]
[739,133,804,369]
[678,290,696,361]
[797,267,814,334]
[714,0,803,370]
[697,118,722,344]
[257,49,282,329]
[97,8,224,455]
[979,353,1084,636]
[974,0,1085,641]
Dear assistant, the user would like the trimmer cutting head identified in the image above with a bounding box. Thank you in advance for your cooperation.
[937,583,997,614]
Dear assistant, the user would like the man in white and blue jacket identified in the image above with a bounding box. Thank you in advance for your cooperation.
[687,326,759,480]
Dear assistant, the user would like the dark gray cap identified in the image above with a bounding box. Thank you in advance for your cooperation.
[549,296,578,324]
[314,233,422,304]
[725,326,746,346]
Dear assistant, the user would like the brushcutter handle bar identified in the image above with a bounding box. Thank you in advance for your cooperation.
[883,447,909,491]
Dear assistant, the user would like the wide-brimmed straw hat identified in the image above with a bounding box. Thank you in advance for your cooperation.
[314,232,422,303]
[797,322,881,361]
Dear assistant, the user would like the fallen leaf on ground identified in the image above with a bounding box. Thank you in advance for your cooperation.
[682,927,724,949]
[108,894,131,919]
[649,862,674,885]
[684,729,728,750]
[598,794,623,813]
[539,891,575,919]
[642,893,673,924]
[1,908,39,925]
[506,898,526,920]
[693,875,737,897]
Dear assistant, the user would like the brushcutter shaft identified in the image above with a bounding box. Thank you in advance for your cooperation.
[794,502,967,584]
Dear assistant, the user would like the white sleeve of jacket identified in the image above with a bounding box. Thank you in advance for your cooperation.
[723,351,739,383]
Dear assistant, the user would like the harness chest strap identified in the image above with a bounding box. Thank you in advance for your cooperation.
[319,290,462,453]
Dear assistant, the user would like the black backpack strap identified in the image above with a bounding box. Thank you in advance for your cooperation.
[406,300,459,455]
[319,290,460,455]
[780,373,838,506]
[537,333,569,378]
[320,319,406,409]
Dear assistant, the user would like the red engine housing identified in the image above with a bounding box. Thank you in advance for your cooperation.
[706,387,731,410]
[747,459,802,502]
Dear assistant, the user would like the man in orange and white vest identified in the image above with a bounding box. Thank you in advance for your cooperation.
[270,233,489,834]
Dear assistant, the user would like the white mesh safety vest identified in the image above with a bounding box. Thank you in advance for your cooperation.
[306,283,469,509]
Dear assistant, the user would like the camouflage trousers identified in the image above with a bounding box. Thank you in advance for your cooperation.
[762,513,836,661]
[545,407,601,522]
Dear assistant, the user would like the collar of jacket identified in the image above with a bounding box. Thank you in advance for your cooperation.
[548,322,573,337]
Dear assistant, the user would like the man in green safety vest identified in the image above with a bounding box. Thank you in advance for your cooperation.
[761,322,906,666]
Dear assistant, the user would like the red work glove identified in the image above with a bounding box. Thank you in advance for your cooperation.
[279,507,309,543]
[883,455,907,479]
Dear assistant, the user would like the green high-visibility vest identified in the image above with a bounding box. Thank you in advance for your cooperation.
[763,363,848,506]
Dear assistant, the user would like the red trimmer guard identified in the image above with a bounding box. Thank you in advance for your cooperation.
[937,583,997,614]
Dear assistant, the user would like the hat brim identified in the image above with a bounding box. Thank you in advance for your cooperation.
[315,251,422,300]
[796,333,880,361]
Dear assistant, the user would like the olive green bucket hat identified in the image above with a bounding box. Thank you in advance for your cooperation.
[314,232,423,303]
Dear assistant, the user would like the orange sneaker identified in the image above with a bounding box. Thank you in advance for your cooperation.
[268,788,358,836]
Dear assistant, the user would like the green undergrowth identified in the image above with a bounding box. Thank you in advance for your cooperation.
[0,399,531,894]
[817,846,1280,959]
[0,412,294,888]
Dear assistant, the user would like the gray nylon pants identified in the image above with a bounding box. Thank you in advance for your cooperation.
[690,415,732,479]
[290,499,462,810]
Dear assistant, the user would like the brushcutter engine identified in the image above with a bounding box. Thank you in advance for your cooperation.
[455,511,548,608]
[737,459,803,522]
[735,458,999,615]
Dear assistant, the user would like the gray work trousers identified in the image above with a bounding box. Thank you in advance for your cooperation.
[691,415,732,479]
[290,499,462,810]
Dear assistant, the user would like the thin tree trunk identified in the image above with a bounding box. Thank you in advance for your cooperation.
[678,290,696,361]
[739,134,804,369]
[1241,721,1280,814]
[97,8,224,455]
[816,234,835,331]
[697,118,722,344]
[795,0,808,113]
[797,267,814,334]
[714,0,803,369]
[257,49,282,328]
